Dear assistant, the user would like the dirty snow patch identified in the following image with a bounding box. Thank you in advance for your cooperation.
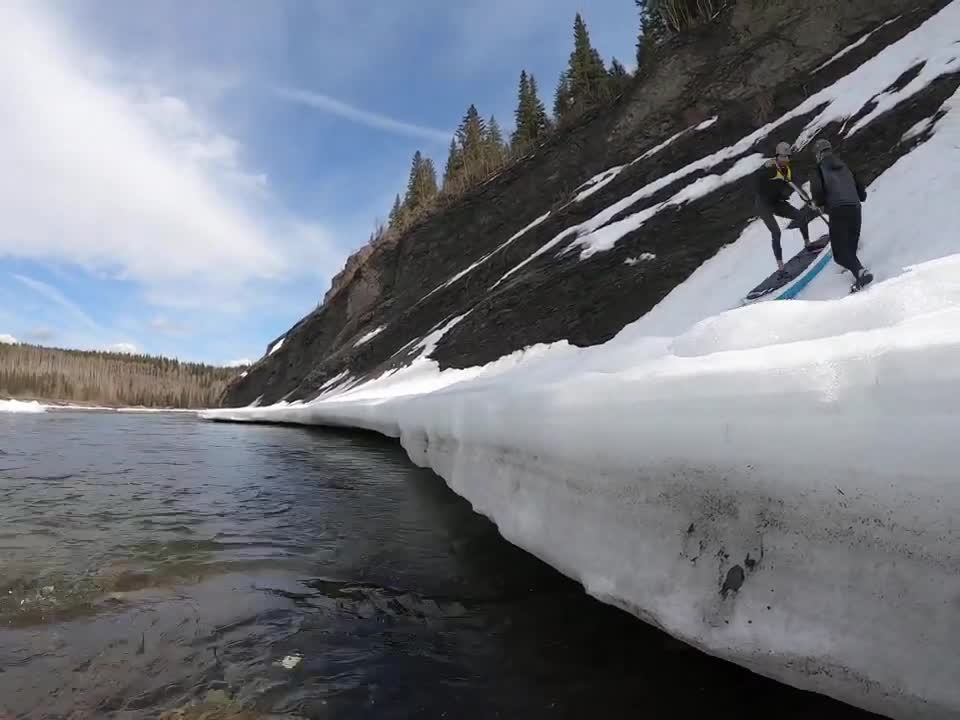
[814,15,903,73]
[354,326,386,347]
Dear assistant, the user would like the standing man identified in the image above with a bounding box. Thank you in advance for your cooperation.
[809,139,873,292]
[753,141,812,273]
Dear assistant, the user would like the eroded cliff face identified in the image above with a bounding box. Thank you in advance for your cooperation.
[225,0,956,408]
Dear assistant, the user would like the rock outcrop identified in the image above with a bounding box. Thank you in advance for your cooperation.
[224,0,956,409]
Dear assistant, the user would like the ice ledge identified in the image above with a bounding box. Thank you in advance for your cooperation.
[204,316,960,720]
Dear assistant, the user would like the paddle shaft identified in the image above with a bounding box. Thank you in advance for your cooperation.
[789,180,831,228]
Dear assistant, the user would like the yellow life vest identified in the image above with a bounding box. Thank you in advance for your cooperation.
[773,162,792,183]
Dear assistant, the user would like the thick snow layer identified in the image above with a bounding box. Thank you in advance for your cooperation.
[116,407,198,414]
[0,399,46,414]
[205,9,960,718]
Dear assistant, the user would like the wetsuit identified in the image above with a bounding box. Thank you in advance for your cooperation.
[810,151,868,277]
[753,160,810,265]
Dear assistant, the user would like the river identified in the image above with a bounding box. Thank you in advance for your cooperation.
[0,410,884,719]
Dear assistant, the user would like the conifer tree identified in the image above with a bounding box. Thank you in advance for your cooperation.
[512,71,551,153]
[512,70,532,148]
[388,193,404,230]
[556,13,611,124]
[404,151,438,212]
[455,104,487,184]
[485,115,508,170]
[443,138,461,191]
[528,75,551,136]
[609,57,631,95]
[554,70,573,121]
[420,157,438,202]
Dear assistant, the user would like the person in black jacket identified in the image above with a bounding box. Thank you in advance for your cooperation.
[809,138,873,291]
[753,141,811,272]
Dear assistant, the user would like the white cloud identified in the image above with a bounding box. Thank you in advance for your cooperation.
[0,2,331,307]
[0,334,17,344]
[13,274,101,332]
[225,358,252,367]
[276,87,452,144]
[107,342,138,354]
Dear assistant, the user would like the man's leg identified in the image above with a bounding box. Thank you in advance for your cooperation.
[773,201,811,244]
[846,205,872,288]
[830,206,863,276]
[758,206,784,268]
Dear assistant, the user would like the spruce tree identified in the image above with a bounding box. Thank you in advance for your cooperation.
[556,13,611,123]
[512,71,551,153]
[388,193,404,230]
[404,151,438,213]
[554,71,573,121]
[443,138,461,191]
[528,75,551,137]
[485,115,507,170]
[420,157,438,199]
[609,57,631,95]
[455,104,487,184]
[512,70,532,149]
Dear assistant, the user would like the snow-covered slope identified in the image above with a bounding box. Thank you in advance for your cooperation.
[205,5,960,718]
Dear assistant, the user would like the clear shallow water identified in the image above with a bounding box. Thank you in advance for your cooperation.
[0,411,884,719]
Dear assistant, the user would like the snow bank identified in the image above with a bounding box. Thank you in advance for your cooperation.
[115,407,199,414]
[203,7,960,718]
[0,399,46,414]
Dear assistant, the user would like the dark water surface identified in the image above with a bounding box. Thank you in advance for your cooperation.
[0,411,883,719]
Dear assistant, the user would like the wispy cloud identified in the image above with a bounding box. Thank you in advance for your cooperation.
[276,87,452,144]
[13,274,101,332]
[0,2,332,311]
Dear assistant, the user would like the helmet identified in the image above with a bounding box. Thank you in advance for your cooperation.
[813,138,833,160]
[775,141,792,158]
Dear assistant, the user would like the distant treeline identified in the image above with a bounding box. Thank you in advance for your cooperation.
[0,343,243,408]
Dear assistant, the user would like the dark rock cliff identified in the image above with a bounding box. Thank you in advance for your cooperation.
[224,0,957,408]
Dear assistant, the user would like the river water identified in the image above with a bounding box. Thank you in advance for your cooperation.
[0,410,883,719]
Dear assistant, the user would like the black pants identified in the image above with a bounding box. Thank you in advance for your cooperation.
[758,200,810,264]
[828,205,863,276]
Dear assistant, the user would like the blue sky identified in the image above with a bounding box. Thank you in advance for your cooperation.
[0,1,638,366]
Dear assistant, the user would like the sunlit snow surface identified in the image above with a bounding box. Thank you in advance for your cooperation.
[0,399,47,414]
[204,6,960,718]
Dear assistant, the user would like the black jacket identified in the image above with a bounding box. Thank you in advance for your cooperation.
[753,159,798,207]
[810,152,867,211]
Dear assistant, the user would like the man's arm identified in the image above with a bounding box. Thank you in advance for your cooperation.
[853,169,868,202]
[810,166,826,207]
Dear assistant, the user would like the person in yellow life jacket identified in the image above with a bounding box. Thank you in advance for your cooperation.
[752,141,811,272]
